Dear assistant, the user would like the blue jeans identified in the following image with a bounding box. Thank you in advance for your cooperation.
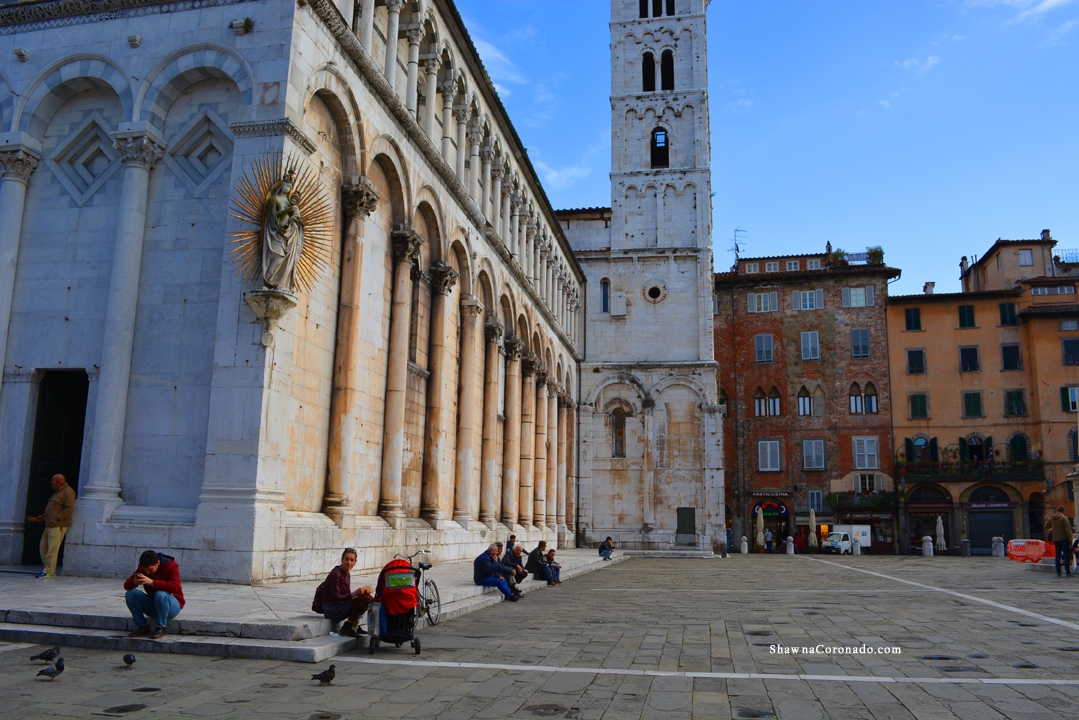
[544,565,561,582]
[1055,541,1073,576]
[476,576,513,598]
[600,548,613,560]
[126,588,181,628]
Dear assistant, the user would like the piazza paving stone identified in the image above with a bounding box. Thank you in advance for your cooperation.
[4,555,1079,718]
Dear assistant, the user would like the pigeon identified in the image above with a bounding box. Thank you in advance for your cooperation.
[30,646,60,663]
[123,654,136,668]
[36,657,64,681]
[311,664,335,686]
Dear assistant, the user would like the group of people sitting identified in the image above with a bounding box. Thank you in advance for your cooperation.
[473,536,568,601]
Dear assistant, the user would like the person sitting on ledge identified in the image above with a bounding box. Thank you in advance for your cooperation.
[313,548,373,637]
[474,543,517,601]
[526,540,548,581]
[124,550,185,640]
[542,549,563,586]
[599,537,616,561]
[500,543,528,597]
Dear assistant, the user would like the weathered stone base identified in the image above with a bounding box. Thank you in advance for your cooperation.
[56,514,561,584]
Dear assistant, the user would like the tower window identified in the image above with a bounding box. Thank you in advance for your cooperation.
[653,0,662,17]
[601,280,610,313]
[642,52,655,92]
[660,50,674,91]
[666,0,675,15]
[612,409,626,458]
[639,0,648,18]
[650,127,669,168]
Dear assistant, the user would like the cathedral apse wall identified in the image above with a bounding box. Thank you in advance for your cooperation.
[0,0,585,583]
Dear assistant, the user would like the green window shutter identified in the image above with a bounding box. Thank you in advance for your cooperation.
[929,438,939,462]
[984,436,993,457]
[905,437,914,461]
[1063,387,1073,413]
[959,437,968,462]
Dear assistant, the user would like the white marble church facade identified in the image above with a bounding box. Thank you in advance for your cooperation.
[0,0,584,582]
[559,0,725,553]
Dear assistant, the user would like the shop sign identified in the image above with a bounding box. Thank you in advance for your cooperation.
[752,498,790,518]
[751,492,791,497]
[841,512,894,521]
[963,502,1016,509]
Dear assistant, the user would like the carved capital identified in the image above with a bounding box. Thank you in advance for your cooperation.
[479,146,494,163]
[466,127,484,146]
[406,26,425,45]
[391,226,424,266]
[511,194,524,211]
[485,318,504,345]
[501,183,514,198]
[534,365,549,386]
[453,106,471,124]
[112,132,165,170]
[440,79,458,99]
[341,175,380,219]
[430,261,459,295]
[461,297,485,324]
[385,0,406,13]
[521,352,537,377]
[0,149,39,183]
[525,221,537,240]
[504,335,524,360]
[423,57,441,75]
[489,164,504,181]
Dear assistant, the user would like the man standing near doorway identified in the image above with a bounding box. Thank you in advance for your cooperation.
[28,474,75,578]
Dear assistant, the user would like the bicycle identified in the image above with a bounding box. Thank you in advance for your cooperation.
[396,549,441,626]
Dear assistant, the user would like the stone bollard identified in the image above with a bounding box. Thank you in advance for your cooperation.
[922,536,934,557]
[852,537,861,556]
[786,536,794,554]
[740,536,749,554]
[991,536,1005,557]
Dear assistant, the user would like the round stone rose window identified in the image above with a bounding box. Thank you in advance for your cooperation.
[642,282,668,304]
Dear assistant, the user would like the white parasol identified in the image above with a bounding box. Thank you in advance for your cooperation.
[755,509,765,549]
[808,508,818,549]
[935,515,947,553]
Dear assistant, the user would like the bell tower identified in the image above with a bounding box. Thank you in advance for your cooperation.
[559,0,724,554]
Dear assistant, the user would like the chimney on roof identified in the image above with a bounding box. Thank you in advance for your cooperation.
[923,282,935,295]
[960,256,969,274]
[1042,229,1051,241]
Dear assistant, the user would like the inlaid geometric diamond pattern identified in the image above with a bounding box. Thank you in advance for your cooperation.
[163,109,234,197]
[46,112,121,206]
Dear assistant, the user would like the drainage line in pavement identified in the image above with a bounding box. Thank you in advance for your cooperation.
[803,556,1079,633]
[336,657,1079,686]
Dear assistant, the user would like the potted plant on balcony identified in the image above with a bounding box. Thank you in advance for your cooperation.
[829,248,849,267]
[866,246,884,265]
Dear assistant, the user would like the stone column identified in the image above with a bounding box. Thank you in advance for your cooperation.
[0,142,40,405]
[519,354,536,528]
[534,368,549,529]
[453,297,483,523]
[383,0,405,88]
[479,317,503,525]
[510,195,523,259]
[546,383,559,529]
[557,394,568,535]
[405,26,425,115]
[642,400,656,531]
[80,129,165,520]
[539,249,549,300]
[566,400,577,540]
[454,105,470,181]
[422,58,441,140]
[467,126,483,201]
[488,162,503,230]
[524,221,536,280]
[379,227,424,521]
[500,337,523,526]
[440,80,457,160]
[325,177,379,525]
[359,0,376,51]
[420,262,459,522]
[500,183,513,246]
[479,146,493,219]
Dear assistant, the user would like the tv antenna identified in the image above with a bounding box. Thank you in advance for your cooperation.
[730,228,747,259]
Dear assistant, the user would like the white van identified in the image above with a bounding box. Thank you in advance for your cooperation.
[823,525,871,554]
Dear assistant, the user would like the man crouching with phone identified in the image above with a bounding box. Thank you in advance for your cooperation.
[124,550,185,639]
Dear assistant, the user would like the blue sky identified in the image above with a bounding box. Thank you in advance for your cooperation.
[455,0,1079,295]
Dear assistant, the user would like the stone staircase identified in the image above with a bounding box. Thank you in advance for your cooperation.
[0,551,626,662]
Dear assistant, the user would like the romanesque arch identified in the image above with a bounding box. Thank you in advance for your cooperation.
[17,55,133,138]
[136,45,254,132]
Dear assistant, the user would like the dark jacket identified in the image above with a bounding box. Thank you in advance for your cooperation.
[322,566,354,605]
[501,550,525,574]
[505,540,516,556]
[474,552,501,583]
[123,553,185,608]
[598,540,613,556]
[525,548,544,574]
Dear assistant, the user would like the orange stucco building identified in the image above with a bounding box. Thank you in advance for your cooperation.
[888,231,1079,553]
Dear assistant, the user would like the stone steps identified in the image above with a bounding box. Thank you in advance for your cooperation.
[0,553,627,662]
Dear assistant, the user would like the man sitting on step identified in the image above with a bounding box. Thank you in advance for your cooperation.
[124,550,185,640]
[474,544,518,601]
[499,544,528,596]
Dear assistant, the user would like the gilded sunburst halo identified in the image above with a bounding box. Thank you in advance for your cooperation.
[229,152,336,293]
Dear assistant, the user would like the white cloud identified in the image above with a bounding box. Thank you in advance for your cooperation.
[894,56,941,72]
[1015,0,1078,21]
[471,36,526,89]
[879,100,892,110]
[923,55,941,70]
[726,98,756,112]
[896,57,921,69]
[533,160,592,190]
[1048,17,1079,42]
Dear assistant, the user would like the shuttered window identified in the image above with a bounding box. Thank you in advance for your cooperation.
[963,391,983,418]
[755,334,774,363]
[1001,344,1021,370]
[907,349,926,374]
[758,440,780,471]
[910,393,928,419]
[793,289,824,310]
[801,331,820,360]
[958,305,975,328]
[851,329,870,358]
[803,439,825,469]
[999,302,1017,326]
[853,437,879,470]
[747,291,778,313]
[905,307,922,331]
[842,286,875,307]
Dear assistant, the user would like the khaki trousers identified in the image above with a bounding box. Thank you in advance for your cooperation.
[39,526,67,575]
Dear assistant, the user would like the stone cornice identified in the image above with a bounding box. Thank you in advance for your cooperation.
[229,119,316,155]
[305,0,582,362]
[0,0,253,33]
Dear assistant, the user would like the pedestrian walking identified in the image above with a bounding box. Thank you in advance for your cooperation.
[764,529,773,553]
[28,474,76,578]
[1047,506,1074,578]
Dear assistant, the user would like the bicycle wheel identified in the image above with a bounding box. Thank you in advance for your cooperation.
[424,579,442,625]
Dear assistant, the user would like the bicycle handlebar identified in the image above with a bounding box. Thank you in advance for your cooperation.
[393,549,433,560]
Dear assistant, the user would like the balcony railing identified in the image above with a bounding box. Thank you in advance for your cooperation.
[897,460,1045,481]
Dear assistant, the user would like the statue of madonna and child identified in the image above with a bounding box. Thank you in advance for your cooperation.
[261,169,305,291]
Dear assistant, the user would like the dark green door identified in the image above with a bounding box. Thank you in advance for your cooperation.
[22,371,89,566]
[676,507,696,545]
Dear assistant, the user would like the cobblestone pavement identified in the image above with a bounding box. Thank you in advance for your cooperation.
[4,555,1079,719]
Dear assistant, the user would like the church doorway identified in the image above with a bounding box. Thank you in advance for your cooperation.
[676,507,696,545]
[21,371,88,566]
